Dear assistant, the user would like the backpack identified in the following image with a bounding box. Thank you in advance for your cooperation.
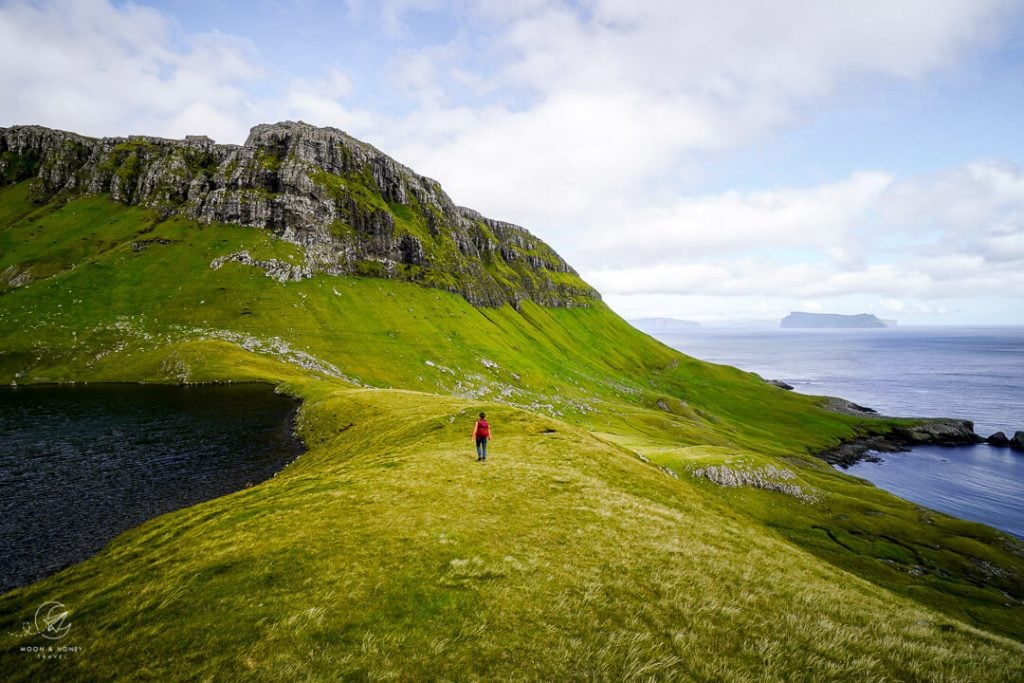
[476,419,490,438]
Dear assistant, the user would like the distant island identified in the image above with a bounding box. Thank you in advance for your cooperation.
[780,312,894,329]
[631,317,702,331]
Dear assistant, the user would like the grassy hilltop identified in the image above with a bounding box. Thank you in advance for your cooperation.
[1,129,1023,680]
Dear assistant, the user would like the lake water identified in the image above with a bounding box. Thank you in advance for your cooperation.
[0,383,304,594]
[643,325,1024,538]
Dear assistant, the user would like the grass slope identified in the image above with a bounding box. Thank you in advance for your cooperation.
[1,183,1022,679]
[4,384,1024,681]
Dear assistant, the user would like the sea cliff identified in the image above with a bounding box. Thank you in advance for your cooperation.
[0,122,596,308]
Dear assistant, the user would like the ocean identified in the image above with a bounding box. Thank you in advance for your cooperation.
[642,325,1024,538]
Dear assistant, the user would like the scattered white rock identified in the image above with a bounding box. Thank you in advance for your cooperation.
[210,250,313,283]
[690,464,817,502]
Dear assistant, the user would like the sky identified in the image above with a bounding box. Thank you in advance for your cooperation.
[1,0,1023,324]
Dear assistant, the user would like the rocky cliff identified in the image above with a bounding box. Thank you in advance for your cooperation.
[818,417,984,467]
[0,122,597,308]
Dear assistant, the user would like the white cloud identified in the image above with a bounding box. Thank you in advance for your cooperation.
[581,172,895,266]
[582,162,1024,305]
[879,161,1024,260]
[0,1,380,144]
[268,68,382,135]
[877,299,953,317]
[364,0,1018,231]
[0,0,264,142]
[1,0,1021,322]
[587,261,948,299]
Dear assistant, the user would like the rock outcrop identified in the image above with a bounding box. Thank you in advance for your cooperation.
[823,397,879,416]
[889,419,984,446]
[0,122,598,308]
[690,464,816,502]
[210,251,313,283]
[987,431,1010,447]
[1011,431,1024,452]
[819,417,983,467]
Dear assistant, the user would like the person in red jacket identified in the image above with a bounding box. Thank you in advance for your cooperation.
[472,412,491,461]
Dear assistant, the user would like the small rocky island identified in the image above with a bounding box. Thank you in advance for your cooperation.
[781,311,892,329]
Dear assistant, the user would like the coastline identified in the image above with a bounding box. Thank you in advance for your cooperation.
[817,396,989,467]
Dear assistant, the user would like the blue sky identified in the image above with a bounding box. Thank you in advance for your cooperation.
[1,0,1022,324]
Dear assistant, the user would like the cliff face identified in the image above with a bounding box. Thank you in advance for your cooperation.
[0,122,597,308]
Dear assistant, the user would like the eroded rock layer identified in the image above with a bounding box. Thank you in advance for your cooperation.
[0,122,597,308]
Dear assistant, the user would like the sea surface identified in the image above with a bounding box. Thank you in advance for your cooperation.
[644,325,1024,538]
[0,383,304,593]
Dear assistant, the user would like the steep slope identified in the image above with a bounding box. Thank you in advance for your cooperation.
[3,384,1023,681]
[0,122,595,308]
[1,125,1022,679]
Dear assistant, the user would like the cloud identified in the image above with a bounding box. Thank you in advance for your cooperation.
[362,0,1019,231]
[582,162,1024,303]
[0,1,378,144]
[3,0,1016,192]
[1,0,1021,322]
[578,160,1024,269]
[0,0,266,142]
[581,171,896,266]
[590,258,1023,299]
[876,299,953,317]
[879,161,1024,260]
[269,68,384,135]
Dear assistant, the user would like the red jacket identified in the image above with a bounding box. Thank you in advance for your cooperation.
[473,419,490,439]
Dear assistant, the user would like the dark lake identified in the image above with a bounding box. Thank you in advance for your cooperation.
[0,383,304,594]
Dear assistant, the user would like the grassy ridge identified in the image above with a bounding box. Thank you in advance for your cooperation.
[1,183,1022,678]
[3,383,1023,680]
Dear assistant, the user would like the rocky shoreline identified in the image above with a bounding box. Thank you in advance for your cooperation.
[817,397,1024,467]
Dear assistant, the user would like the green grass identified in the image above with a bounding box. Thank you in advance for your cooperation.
[1,183,1022,679]
[3,387,1023,680]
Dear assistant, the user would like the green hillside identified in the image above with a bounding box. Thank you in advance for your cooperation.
[1,177,1022,679]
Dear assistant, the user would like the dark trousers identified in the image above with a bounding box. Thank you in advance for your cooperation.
[476,437,488,459]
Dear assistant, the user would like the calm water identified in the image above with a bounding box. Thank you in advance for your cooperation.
[645,325,1024,537]
[649,326,1023,435]
[0,384,304,593]
[845,444,1024,538]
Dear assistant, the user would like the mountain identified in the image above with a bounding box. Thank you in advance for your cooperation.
[781,311,891,328]
[1,124,1021,680]
[1,122,595,308]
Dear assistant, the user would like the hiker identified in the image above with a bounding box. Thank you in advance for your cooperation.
[472,412,491,461]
